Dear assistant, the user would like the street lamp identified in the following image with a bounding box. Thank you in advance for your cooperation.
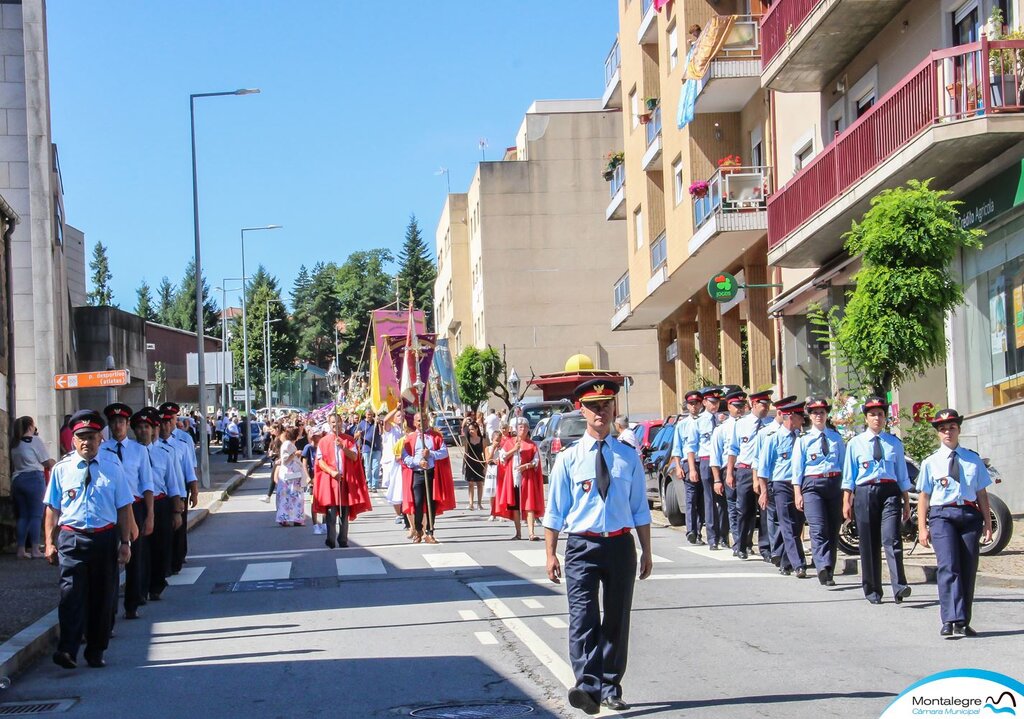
[214,282,242,416]
[190,87,260,487]
[239,224,282,457]
[263,306,283,411]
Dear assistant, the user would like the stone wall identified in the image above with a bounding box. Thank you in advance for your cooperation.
[960,402,1024,514]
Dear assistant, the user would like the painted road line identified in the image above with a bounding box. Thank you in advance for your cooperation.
[424,552,480,570]
[650,572,782,580]
[167,567,205,585]
[336,557,387,577]
[522,599,544,610]
[510,549,547,567]
[678,545,758,562]
[474,631,499,646]
[240,562,291,582]
[650,553,672,563]
[543,616,568,629]
[458,609,480,621]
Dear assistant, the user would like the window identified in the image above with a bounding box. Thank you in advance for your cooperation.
[855,93,875,118]
[650,232,667,272]
[634,207,644,250]
[827,98,846,143]
[667,23,679,70]
[614,273,630,310]
[847,67,878,121]
[672,157,685,205]
[630,88,639,129]
[953,1,980,44]
[750,126,764,168]
[794,142,814,171]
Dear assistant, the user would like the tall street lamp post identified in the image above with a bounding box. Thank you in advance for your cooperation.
[214,282,243,416]
[239,225,281,457]
[264,298,284,411]
[190,87,260,487]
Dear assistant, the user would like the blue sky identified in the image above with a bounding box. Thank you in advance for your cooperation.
[46,1,619,314]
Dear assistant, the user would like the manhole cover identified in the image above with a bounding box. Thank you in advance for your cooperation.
[410,703,534,718]
[0,699,77,715]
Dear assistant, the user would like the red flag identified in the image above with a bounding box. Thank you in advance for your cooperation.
[399,308,420,405]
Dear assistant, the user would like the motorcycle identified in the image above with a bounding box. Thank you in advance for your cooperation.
[837,459,1014,557]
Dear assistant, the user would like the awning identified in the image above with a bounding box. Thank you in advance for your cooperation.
[767,253,860,316]
[300,362,328,379]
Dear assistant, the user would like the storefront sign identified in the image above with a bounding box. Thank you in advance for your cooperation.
[707,272,739,302]
[959,159,1024,230]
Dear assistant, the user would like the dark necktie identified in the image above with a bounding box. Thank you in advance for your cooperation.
[872,436,883,461]
[949,450,961,484]
[116,441,124,462]
[83,459,95,487]
[596,440,610,500]
[790,430,797,451]
[752,419,764,439]
[820,432,829,456]
[711,413,718,429]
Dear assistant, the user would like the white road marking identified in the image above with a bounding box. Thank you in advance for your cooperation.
[424,552,480,570]
[522,599,544,609]
[240,562,291,581]
[458,610,480,621]
[167,567,204,585]
[650,572,781,580]
[510,549,547,567]
[679,545,751,562]
[543,616,568,629]
[650,553,672,563]
[336,557,387,576]
[474,631,499,646]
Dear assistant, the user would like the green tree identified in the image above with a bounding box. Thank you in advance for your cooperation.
[336,249,395,374]
[134,280,157,321]
[153,361,167,404]
[396,215,436,327]
[826,179,984,395]
[296,262,343,370]
[290,264,312,317]
[156,277,175,325]
[168,257,220,335]
[87,241,115,306]
[455,346,505,409]
[228,265,296,404]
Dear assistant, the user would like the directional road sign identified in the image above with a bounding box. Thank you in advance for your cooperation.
[54,369,130,390]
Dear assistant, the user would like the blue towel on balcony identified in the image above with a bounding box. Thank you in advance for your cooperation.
[677,78,698,129]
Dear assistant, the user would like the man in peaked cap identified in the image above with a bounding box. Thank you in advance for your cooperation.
[755,394,796,564]
[725,390,773,559]
[159,402,198,573]
[759,401,808,577]
[683,387,729,549]
[44,410,133,669]
[670,389,706,544]
[146,406,186,601]
[544,378,652,714]
[710,389,747,555]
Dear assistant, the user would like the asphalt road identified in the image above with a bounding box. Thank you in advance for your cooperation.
[3,461,1023,719]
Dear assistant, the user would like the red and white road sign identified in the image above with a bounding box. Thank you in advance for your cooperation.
[54,369,130,390]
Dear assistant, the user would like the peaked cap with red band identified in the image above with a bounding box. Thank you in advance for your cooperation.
[778,401,806,416]
[574,379,620,403]
[862,395,889,413]
[158,402,181,416]
[749,390,773,403]
[684,390,704,403]
[70,409,106,435]
[930,408,964,427]
[805,396,831,411]
[103,403,133,420]
[773,394,797,407]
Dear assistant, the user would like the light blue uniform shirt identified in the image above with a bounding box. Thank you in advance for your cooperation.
[401,432,449,469]
[152,439,187,498]
[841,430,911,492]
[917,445,991,505]
[792,428,846,486]
[726,414,772,467]
[100,438,154,498]
[758,429,800,483]
[171,428,198,485]
[670,414,695,459]
[44,452,133,529]
[709,416,737,468]
[684,412,718,458]
[543,433,652,534]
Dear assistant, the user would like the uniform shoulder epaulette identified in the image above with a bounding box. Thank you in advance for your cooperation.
[55,452,78,467]
[964,447,979,456]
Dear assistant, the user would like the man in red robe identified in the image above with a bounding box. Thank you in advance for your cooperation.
[401,412,455,544]
[314,413,372,549]
[494,417,546,540]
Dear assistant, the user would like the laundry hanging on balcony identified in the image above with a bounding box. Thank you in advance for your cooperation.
[677,45,699,129]
[654,0,672,11]
[686,15,736,80]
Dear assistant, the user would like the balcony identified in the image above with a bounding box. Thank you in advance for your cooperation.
[602,39,622,110]
[760,0,910,92]
[606,163,626,221]
[637,0,657,45]
[767,39,1024,267]
[611,272,631,330]
[641,105,663,171]
[693,15,763,113]
[690,166,771,257]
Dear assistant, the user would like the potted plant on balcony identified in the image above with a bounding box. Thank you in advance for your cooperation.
[603,151,624,181]
[644,96,660,112]
[987,9,1024,107]
[717,154,743,174]
[688,180,710,199]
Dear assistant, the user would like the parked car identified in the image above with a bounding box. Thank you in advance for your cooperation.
[432,414,464,446]
[531,417,550,443]
[537,411,589,476]
[644,417,684,524]
[631,419,664,451]
[516,399,574,430]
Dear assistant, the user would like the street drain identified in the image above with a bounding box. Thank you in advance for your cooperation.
[410,703,534,718]
[0,699,77,715]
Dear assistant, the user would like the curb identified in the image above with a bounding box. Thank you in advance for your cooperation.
[0,457,266,684]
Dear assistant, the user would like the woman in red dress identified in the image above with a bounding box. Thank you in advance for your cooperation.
[314,413,372,549]
[494,417,545,540]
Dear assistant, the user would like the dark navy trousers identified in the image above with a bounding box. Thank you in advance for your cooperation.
[682,465,705,540]
[929,505,982,625]
[734,467,758,552]
[124,501,151,613]
[801,476,842,573]
[854,483,909,601]
[148,496,173,597]
[57,528,118,660]
[762,481,783,562]
[723,477,739,549]
[565,533,636,702]
[773,481,806,570]
[699,458,728,546]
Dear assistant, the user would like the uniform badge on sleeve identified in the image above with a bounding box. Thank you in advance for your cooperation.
[810,453,818,460]
[581,480,593,493]
[938,477,950,488]
[861,461,870,469]
[67,488,77,500]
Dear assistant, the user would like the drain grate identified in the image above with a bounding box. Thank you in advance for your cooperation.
[410,703,534,718]
[212,576,339,593]
[0,699,76,715]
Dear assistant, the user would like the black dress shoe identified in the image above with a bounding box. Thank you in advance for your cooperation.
[52,651,76,669]
[795,567,807,579]
[761,552,771,563]
[709,543,720,551]
[125,609,141,620]
[602,697,631,711]
[780,567,792,576]
[770,555,781,567]
[325,538,336,549]
[825,577,837,587]
[961,625,978,637]
[148,592,162,601]
[817,569,829,585]
[940,622,955,638]
[894,586,912,604]
[686,531,697,544]
[567,687,600,715]
[737,550,748,560]
[84,654,105,668]
[867,596,882,605]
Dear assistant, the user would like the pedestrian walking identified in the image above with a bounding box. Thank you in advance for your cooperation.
[792,396,845,586]
[159,402,198,574]
[275,430,308,527]
[543,379,653,715]
[400,412,456,544]
[725,390,773,560]
[380,409,408,530]
[483,430,501,522]
[670,390,705,544]
[484,408,500,439]
[355,409,383,492]
[10,416,56,558]
[144,407,186,601]
[43,410,133,670]
[59,414,73,456]
[613,416,640,456]
[225,415,240,462]
[756,395,795,564]
[462,420,487,510]
[917,408,993,637]
[711,389,746,553]
[757,401,808,577]
[314,413,372,549]
[841,396,913,605]
[303,425,326,535]
[685,387,729,550]
[494,417,545,540]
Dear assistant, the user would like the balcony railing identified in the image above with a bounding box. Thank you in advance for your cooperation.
[613,272,630,311]
[711,14,761,60]
[650,232,668,273]
[605,39,621,88]
[767,39,1024,250]
[761,0,821,69]
[645,105,662,147]
[694,166,771,230]
[609,163,625,198]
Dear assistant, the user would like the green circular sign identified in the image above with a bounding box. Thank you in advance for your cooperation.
[707,272,739,303]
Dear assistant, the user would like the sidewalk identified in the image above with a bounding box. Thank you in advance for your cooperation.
[0,449,266,680]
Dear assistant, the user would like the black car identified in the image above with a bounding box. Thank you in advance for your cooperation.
[644,418,683,524]
[517,399,574,430]
[537,410,589,475]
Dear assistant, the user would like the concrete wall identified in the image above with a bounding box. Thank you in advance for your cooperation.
[71,306,148,411]
[961,402,1024,513]
[146,322,220,407]
[64,223,85,307]
[433,193,472,355]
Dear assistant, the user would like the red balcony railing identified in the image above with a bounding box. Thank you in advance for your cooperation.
[760,0,822,68]
[767,39,1024,250]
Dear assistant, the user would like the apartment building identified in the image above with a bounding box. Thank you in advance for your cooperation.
[762,0,1024,511]
[433,100,661,417]
[604,0,785,417]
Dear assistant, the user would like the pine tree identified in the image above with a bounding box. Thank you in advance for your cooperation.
[227,265,297,403]
[297,263,343,370]
[135,280,157,321]
[168,257,219,334]
[396,215,436,327]
[87,241,115,307]
[290,264,312,317]
[156,277,175,325]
